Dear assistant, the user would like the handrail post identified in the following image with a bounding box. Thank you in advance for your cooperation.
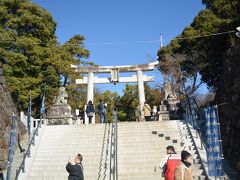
[22,153,26,173]
[113,111,116,180]
[113,147,115,180]
[15,169,18,180]
[27,146,31,157]
[115,109,118,180]
[109,108,118,180]
[113,121,115,180]
[39,116,42,128]
[32,134,35,146]
[109,120,113,180]
[36,123,39,136]
[114,108,118,180]
[200,131,203,150]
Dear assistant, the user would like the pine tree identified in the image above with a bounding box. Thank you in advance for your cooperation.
[0,0,89,116]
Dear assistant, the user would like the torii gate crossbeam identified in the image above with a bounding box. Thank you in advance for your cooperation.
[71,61,159,124]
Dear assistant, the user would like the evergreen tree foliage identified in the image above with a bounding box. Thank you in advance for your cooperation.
[145,84,163,107]
[158,0,240,91]
[95,90,119,122]
[50,35,89,87]
[118,84,138,121]
[117,84,162,121]
[0,0,89,116]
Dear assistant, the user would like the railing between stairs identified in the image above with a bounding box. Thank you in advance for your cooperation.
[15,118,45,180]
[109,108,118,180]
[185,111,206,150]
[178,118,209,178]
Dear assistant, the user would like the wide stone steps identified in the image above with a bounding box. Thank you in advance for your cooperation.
[116,120,206,179]
[19,120,207,180]
[27,174,106,180]
[118,173,206,180]
[23,124,110,180]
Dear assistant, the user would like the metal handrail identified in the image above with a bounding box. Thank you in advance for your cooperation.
[15,118,43,180]
[178,118,209,179]
[109,109,118,180]
[6,115,18,180]
[115,110,118,180]
[185,112,206,150]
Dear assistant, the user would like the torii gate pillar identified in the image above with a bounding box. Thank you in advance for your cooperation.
[87,71,94,103]
[137,69,146,121]
[85,71,95,124]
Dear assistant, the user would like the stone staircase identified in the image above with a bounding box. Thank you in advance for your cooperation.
[19,123,111,180]
[18,120,207,180]
[117,120,207,180]
[176,120,207,180]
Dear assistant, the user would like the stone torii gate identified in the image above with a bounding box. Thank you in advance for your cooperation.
[71,61,159,124]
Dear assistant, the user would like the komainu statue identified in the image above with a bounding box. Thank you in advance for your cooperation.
[53,87,68,105]
[47,87,73,125]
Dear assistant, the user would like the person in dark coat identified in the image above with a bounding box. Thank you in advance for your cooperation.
[98,99,106,123]
[86,100,95,124]
[66,154,84,180]
[0,172,4,180]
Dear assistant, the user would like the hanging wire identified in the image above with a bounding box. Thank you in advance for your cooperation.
[87,30,235,46]
[0,30,235,46]
[173,30,235,40]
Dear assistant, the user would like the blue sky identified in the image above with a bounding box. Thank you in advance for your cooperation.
[32,0,207,95]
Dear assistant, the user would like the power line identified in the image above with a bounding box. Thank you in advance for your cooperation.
[86,40,160,46]
[173,30,235,40]
[86,30,235,46]
[0,30,235,46]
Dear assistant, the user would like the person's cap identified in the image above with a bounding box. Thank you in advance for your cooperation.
[181,150,191,161]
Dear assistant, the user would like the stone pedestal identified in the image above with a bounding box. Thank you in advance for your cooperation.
[47,87,73,125]
[159,101,167,111]
[158,101,170,121]
[158,112,170,121]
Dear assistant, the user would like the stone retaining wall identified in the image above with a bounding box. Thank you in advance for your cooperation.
[215,42,240,173]
[0,62,26,173]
